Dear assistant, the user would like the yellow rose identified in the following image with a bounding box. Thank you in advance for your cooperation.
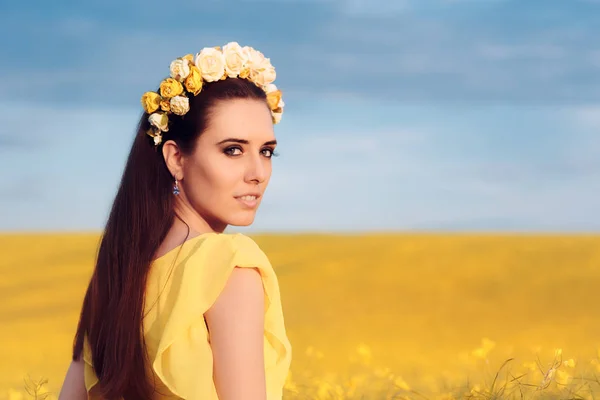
[160,99,170,112]
[239,66,251,79]
[159,78,183,98]
[169,59,190,82]
[148,112,169,132]
[182,54,194,63]
[185,65,203,95]
[264,83,283,110]
[222,41,247,78]
[271,111,283,124]
[195,47,226,82]
[141,92,161,114]
[266,89,282,110]
[170,96,190,116]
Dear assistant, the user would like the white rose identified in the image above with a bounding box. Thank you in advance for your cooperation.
[148,112,169,132]
[244,47,276,86]
[244,47,267,69]
[195,47,226,82]
[170,96,190,116]
[169,59,190,82]
[264,83,278,93]
[256,62,276,86]
[222,42,247,78]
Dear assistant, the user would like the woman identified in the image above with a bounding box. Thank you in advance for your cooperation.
[58,42,292,400]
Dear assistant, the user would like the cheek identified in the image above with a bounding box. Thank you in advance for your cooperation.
[188,159,240,199]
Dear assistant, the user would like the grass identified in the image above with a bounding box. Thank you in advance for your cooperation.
[1,232,599,399]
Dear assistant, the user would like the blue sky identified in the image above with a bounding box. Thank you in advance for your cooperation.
[1,0,599,233]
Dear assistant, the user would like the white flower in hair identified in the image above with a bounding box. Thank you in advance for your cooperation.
[148,112,169,132]
[169,59,190,82]
[170,96,190,116]
[195,47,226,82]
[222,42,248,78]
[244,47,276,86]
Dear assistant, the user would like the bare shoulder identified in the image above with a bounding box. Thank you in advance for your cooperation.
[205,266,267,400]
[205,266,265,328]
[58,358,87,400]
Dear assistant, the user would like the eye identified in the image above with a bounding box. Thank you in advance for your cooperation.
[262,148,279,158]
[224,146,243,156]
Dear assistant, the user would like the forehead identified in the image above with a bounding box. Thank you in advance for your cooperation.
[203,98,275,143]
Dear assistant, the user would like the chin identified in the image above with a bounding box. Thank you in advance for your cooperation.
[227,213,256,227]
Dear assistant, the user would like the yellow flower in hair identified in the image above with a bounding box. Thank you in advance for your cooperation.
[239,66,250,79]
[160,99,170,112]
[141,92,161,114]
[265,84,282,110]
[185,65,203,95]
[182,54,194,63]
[159,78,183,98]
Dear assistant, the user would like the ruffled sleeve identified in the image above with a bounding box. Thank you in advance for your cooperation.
[151,233,292,400]
[82,335,100,397]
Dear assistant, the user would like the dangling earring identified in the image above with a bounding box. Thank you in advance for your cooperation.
[173,178,180,196]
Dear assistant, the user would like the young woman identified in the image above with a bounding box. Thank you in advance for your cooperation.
[58,43,291,400]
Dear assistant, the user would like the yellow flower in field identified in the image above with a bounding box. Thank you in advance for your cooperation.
[563,358,576,368]
[554,348,563,358]
[472,337,496,359]
[304,345,323,359]
[470,384,482,395]
[394,376,411,391]
[8,389,24,400]
[356,343,372,358]
[283,371,299,394]
[555,369,572,385]
[374,367,392,378]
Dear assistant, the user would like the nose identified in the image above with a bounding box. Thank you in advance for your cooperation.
[245,152,268,184]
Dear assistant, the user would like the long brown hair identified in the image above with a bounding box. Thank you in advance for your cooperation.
[72,77,268,399]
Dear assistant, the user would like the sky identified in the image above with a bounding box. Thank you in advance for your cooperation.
[0,0,599,233]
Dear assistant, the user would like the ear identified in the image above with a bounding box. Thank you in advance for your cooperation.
[162,140,185,180]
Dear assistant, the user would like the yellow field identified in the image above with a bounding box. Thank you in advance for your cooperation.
[1,233,600,399]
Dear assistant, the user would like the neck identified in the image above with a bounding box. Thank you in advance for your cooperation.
[172,193,227,236]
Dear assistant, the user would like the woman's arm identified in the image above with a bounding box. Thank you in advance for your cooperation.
[205,266,267,400]
[58,358,87,400]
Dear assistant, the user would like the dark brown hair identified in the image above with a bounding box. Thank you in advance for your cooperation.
[72,78,268,399]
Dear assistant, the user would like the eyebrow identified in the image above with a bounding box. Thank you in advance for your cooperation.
[216,138,277,146]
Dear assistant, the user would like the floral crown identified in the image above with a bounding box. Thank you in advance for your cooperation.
[140,42,284,146]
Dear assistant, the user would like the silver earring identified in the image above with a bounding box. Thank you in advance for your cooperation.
[173,179,180,196]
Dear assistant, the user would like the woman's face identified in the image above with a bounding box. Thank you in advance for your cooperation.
[180,98,277,230]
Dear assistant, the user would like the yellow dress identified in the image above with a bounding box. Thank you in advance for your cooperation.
[82,232,292,399]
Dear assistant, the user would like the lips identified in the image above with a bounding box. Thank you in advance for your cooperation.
[235,193,261,208]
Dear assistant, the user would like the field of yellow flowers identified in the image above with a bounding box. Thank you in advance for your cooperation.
[1,232,599,399]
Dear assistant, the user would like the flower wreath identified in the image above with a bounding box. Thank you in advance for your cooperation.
[140,42,284,146]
